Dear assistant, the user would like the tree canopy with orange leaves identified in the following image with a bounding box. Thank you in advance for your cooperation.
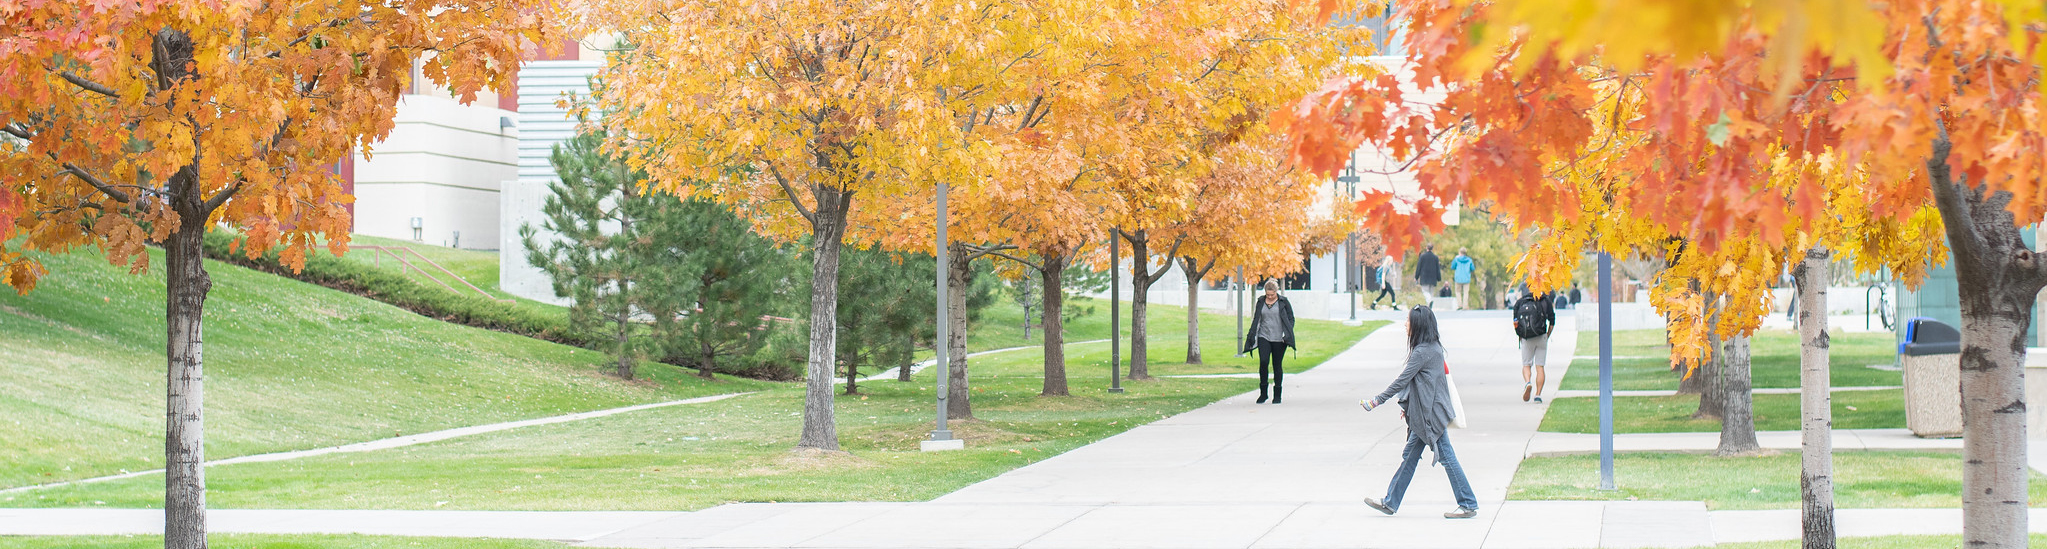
[0,2,553,547]
[1278,1,2047,546]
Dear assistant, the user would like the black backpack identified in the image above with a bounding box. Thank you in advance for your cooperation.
[1513,296,1548,339]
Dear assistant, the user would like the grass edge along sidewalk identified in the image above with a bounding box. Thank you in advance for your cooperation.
[7,320,1383,512]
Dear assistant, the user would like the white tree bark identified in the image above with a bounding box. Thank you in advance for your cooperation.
[1926,132,2038,549]
[1796,247,1836,549]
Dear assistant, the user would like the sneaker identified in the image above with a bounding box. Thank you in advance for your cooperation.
[1522,384,1532,402]
[1533,396,1544,403]
[1444,507,1478,519]
[1363,497,1395,515]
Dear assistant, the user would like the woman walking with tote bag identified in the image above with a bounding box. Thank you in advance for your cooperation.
[1359,306,1479,518]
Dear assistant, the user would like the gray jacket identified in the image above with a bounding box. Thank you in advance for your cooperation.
[1373,341,1454,463]
[1242,295,1297,353]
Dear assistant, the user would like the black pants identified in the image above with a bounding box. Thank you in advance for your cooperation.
[1257,338,1286,391]
[1371,286,1397,306]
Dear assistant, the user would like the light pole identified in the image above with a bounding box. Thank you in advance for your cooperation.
[926,181,957,451]
[1598,251,1615,489]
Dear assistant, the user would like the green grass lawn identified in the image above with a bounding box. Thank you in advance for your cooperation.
[13,317,1379,511]
[1538,389,1905,433]
[1510,451,2047,510]
[0,246,771,491]
[0,535,561,548]
[1716,534,2047,548]
[1560,328,1901,391]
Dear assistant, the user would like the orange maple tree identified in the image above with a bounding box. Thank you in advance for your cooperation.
[1278,1,2047,546]
[0,2,552,547]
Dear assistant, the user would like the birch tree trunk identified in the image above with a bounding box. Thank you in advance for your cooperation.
[1717,332,1760,455]
[164,212,211,549]
[1926,132,2040,549]
[1181,257,1207,365]
[1795,247,1836,549]
[798,185,851,451]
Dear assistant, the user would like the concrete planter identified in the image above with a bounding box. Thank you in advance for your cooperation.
[1901,352,1962,438]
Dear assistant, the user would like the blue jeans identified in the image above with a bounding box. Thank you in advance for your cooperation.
[1381,429,1478,511]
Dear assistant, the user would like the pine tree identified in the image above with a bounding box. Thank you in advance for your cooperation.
[523,131,656,380]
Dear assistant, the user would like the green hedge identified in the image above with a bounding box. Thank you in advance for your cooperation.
[200,232,598,349]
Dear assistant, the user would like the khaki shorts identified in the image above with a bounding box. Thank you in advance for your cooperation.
[1520,333,1549,367]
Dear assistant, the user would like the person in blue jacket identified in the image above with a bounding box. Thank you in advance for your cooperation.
[1450,248,1476,309]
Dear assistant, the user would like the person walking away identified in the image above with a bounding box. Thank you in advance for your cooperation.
[1370,255,1401,310]
[1415,245,1442,301]
[1450,248,1476,309]
[1513,290,1557,402]
[1242,280,1296,404]
[1360,306,1479,518]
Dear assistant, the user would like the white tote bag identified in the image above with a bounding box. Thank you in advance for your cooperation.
[1444,361,1469,429]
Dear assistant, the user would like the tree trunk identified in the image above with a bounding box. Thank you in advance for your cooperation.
[1695,292,1725,420]
[844,355,858,395]
[946,251,974,419]
[1127,231,1153,380]
[1796,247,1836,549]
[1182,257,1203,365]
[1926,134,2040,549]
[1716,333,1759,455]
[799,185,849,451]
[164,221,211,549]
[614,296,634,380]
[1041,254,1070,396]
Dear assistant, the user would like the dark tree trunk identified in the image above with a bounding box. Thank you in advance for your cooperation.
[844,356,858,395]
[1127,231,1154,380]
[1041,253,1070,396]
[614,293,634,380]
[1695,292,1726,420]
[164,216,211,549]
[1795,247,1836,549]
[1926,133,2041,549]
[1716,333,1759,455]
[945,251,973,419]
[799,185,850,451]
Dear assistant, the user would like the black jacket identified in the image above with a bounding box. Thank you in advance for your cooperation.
[1416,251,1441,287]
[1243,295,1297,353]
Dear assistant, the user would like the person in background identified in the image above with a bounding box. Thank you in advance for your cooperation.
[1361,306,1479,519]
[1370,255,1401,310]
[1450,248,1476,309]
[1415,245,1442,301]
[1242,280,1296,404]
[1511,289,1557,403]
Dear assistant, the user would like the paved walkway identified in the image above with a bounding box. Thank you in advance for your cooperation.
[7,310,2038,547]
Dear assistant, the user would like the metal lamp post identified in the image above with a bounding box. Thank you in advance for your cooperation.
[1598,251,1615,489]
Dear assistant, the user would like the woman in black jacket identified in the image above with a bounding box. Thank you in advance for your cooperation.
[1360,306,1478,518]
[1242,279,1295,404]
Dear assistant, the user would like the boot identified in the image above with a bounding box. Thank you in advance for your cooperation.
[1256,385,1269,404]
[1272,384,1282,404]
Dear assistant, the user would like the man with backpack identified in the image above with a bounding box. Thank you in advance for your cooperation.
[1512,289,1556,403]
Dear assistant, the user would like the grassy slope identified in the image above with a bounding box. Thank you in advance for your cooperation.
[18,314,1379,510]
[1560,328,1902,391]
[0,246,769,491]
[1511,451,2047,510]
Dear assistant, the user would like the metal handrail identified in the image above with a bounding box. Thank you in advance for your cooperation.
[348,244,513,303]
